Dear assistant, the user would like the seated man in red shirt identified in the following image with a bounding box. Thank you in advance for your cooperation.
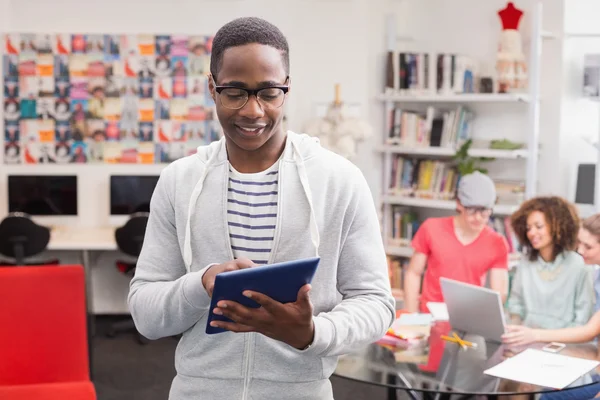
[403,171,509,313]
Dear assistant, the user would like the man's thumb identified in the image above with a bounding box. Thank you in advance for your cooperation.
[234,257,256,269]
[299,284,312,303]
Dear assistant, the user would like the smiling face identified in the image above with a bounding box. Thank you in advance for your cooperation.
[526,210,553,251]
[208,43,289,156]
[578,227,600,265]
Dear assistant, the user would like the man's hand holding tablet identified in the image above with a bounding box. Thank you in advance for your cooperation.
[201,257,256,297]
[202,257,320,350]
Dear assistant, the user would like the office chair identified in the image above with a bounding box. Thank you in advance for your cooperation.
[107,212,149,344]
[0,213,59,267]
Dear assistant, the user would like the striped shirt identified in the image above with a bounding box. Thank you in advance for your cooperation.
[227,162,279,265]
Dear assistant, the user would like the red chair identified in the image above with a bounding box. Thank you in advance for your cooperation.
[0,265,96,400]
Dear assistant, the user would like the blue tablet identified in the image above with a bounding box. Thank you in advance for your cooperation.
[206,256,320,334]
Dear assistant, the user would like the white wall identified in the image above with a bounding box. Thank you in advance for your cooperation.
[0,0,378,225]
[560,0,600,209]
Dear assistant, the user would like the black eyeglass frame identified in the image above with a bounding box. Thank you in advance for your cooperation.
[211,76,290,109]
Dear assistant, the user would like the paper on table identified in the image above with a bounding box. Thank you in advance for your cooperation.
[390,318,431,339]
[484,348,600,390]
[397,313,433,326]
[426,302,449,321]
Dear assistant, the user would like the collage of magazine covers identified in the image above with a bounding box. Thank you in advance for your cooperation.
[3,33,221,164]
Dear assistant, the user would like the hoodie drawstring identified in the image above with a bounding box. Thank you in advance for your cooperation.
[183,145,221,271]
[291,141,320,257]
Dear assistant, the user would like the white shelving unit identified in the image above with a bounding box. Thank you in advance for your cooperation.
[376,145,529,159]
[385,244,522,268]
[380,1,547,258]
[376,93,531,104]
[381,195,518,215]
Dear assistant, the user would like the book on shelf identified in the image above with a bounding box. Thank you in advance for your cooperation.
[389,207,420,245]
[388,105,474,148]
[387,256,406,294]
[495,180,526,205]
[390,156,458,200]
[385,51,477,95]
[389,155,525,206]
[488,215,521,254]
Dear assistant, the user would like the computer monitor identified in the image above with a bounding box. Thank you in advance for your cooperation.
[8,175,78,216]
[575,163,595,205]
[110,175,159,216]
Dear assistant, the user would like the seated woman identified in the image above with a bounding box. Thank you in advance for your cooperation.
[507,196,594,329]
[503,213,600,400]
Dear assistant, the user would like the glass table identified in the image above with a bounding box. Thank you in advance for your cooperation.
[333,322,600,399]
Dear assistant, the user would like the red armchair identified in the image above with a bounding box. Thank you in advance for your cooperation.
[0,265,96,400]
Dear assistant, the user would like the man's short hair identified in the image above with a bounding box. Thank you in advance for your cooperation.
[210,17,290,80]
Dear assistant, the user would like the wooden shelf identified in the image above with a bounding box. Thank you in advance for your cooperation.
[377,145,528,159]
[385,245,414,258]
[381,195,518,215]
[378,93,530,104]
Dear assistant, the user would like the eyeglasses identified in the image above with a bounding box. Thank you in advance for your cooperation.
[212,76,289,110]
[464,207,493,217]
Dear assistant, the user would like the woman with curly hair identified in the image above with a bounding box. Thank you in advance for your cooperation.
[502,213,600,400]
[506,196,594,329]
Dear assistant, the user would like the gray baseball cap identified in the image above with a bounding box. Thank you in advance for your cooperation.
[457,171,496,209]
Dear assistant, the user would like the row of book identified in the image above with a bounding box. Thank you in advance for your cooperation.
[387,105,473,148]
[386,211,521,255]
[390,157,459,199]
[385,51,478,94]
[390,155,526,205]
[388,256,405,296]
[389,207,419,246]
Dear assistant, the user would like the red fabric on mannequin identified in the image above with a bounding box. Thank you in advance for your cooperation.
[498,2,523,30]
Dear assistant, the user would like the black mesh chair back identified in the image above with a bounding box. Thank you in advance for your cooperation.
[114,212,149,258]
[0,213,51,265]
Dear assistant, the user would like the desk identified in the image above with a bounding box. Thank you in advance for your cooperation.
[334,322,600,400]
[47,226,119,381]
[48,226,118,311]
[49,226,117,251]
[47,227,120,338]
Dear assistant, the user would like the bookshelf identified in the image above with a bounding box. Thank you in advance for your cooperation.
[381,195,518,215]
[377,145,528,159]
[377,93,531,104]
[386,245,522,267]
[379,1,547,268]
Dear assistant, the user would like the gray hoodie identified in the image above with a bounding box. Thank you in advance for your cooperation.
[128,131,395,400]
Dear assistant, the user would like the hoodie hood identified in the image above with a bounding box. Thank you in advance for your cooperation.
[183,131,321,272]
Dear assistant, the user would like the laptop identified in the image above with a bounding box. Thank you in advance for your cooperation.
[440,277,507,342]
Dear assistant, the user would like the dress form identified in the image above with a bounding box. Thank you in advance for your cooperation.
[496,2,528,92]
[498,2,523,30]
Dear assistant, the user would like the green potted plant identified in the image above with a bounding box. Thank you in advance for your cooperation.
[452,139,494,176]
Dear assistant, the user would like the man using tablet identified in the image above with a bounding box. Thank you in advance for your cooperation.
[128,17,395,400]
